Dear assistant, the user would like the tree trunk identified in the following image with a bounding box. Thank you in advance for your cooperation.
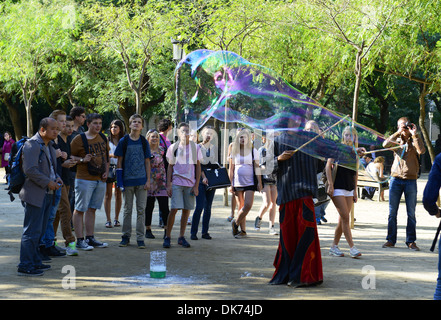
[22,89,34,137]
[418,84,435,164]
[25,102,33,137]
[352,50,363,123]
[1,93,24,140]
[135,90,141,115]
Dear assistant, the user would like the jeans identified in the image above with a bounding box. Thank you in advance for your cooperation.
[315,201,329,224]
[435,237,441,300]
[19,193,55,271]
[386,177,417,245]
[42,188,61,248]
[191,183,216,236]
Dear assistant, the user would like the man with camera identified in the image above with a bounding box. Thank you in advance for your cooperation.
[382,117,426,251]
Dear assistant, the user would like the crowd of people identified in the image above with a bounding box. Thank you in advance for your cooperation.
[10,109,441,297]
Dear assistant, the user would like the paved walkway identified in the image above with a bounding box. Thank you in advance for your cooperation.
[0,167,439,300]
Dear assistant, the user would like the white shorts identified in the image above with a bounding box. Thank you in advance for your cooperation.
[333,189,354,197]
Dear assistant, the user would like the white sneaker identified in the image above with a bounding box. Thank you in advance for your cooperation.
[269,226,278,235]
[66,242,79,256]
[349,246,362,258]
[329,245,344,257]
[76,239,93,251]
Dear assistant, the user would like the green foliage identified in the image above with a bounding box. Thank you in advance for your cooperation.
[0,0,440,138]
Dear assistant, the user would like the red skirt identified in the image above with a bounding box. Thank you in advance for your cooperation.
[270,197,323,287]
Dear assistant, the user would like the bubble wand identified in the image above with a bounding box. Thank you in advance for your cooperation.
[291,115,351,154]
[362,144,406,155]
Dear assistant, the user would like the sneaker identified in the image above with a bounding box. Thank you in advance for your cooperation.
[66,242,79,256]
[254,216,262,230]
[201,233,212,240]
[191,234,198,240]
[35,264,51,271]
[119,236,130,247]
[137,240,146,249]
[86,236,108,248]
[269,226,278,235]
[178,236,191,248]
[46,245,66,258]
[329,245,344,257]
[382,241,395,248]
[76,239,93,251]
[235,231,248,239]
[145,229,155,239]
[407,242,420,251]
[232,219,240,237]
[54,241,66,253]
[349,246,362,258]
[38,246,52,262]
[17,268,44,277]
[163,236,171,248]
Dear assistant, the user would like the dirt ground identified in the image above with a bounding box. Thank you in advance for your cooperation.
[0,167,440,301]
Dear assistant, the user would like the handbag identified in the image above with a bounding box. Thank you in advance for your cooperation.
[314,172,330,207]
[322,162,338,196]
[203,166,231,191]
[107,164,117,183]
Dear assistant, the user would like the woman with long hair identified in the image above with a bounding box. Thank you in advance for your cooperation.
[144,129,170,239]
[104,119,125,228]
[326,126,362,258]
[191,126,218,240]
[255,134,278,235]
[229,128,262,238]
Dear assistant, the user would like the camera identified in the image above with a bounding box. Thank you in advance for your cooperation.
[404,122,415,130]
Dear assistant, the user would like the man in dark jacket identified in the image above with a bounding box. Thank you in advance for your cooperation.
[423,153,441,299]
[17,118,63,276]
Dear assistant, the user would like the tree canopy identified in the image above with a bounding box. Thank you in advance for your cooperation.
[0,0,440,160]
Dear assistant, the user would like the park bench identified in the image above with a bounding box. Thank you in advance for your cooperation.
[357,169,389,202]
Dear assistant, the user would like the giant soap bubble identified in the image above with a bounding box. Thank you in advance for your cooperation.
[174,49,388,171]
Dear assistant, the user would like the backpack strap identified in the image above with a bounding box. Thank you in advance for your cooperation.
[172,141,197,165]
[99,132,109,162]
[80,133,89,154]
[121,134,149,169]
[81,132,109,162]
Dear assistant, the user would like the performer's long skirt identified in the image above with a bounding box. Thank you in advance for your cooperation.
[270,197,323,287]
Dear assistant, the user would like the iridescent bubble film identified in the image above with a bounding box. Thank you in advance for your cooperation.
[174,49,388,170]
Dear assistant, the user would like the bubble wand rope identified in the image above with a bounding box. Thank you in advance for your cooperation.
[291,115,351,154]
[356,143,408,185]
[362,145,404,155]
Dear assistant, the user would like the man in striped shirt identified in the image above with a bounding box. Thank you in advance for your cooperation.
[269,117,362,287]
[269,122,324,287]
